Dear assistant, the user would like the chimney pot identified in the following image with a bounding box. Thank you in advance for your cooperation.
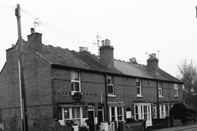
[102,39,111,46]
[30,28,35,34]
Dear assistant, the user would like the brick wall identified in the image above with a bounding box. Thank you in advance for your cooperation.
[51,68,182,109]
[52,68,105,104]
[0,47,54,131]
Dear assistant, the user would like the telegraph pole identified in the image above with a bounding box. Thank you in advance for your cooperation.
[15,4,28,131]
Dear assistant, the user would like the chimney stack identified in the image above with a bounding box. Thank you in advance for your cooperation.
[129,57,137,64]
[27,28,42,51]
[99,39,114,68]
[79,46,88,52]
[147,53,159,72]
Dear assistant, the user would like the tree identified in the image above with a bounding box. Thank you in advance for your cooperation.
[170,103,197,125]
[178,60,197,108]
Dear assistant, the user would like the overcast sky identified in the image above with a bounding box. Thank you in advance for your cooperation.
[0,0,197,77]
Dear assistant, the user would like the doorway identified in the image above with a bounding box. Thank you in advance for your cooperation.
[88,110,95,131]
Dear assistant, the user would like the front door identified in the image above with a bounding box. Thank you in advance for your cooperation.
[98,108,104,125]
[88,110,95,131]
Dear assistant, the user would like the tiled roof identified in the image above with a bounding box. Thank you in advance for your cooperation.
[38,44,181,83]
[114,60,181,82]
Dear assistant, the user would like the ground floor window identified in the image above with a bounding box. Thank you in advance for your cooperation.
[152,103,170,119]
[117,107,124,121]
[134,103,152,127]
[109,106,124,122]
[59,106,88,126]
[134,105,139,120]
[152,104,157,119]
[159,104,170,119]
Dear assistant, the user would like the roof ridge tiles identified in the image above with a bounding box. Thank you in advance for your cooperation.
[38,43,181,83]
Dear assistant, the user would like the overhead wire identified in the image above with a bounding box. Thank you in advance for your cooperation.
[0,3,99,53]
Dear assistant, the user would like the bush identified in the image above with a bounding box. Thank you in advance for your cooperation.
[170,103,197,125]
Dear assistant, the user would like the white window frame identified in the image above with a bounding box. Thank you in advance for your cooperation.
[109,106,124,122]
[159,104,166,119]
[60,106,85,126]
[134,103,152,127]
[174,84,179,97]
[158,86,163,98]
[107,76,115,97]
[71,71,81,95]
[136,79,142,97]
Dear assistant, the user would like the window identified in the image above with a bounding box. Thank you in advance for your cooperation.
[158,87,163,97]
[134,103,151,122]
[117,107,123,121]
[60,106,85,126]
[111,107,115,121]
[134,105,139,120]
[144,105,147,120]
[71,71,81,95]
[174,84,179,97]
[109,106,124,122]
[159,104,166,119]
[72,107,81,119]
[136,79,142,97]
[107,76,115,96]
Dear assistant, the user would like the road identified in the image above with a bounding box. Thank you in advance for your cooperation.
[155,124,197,131]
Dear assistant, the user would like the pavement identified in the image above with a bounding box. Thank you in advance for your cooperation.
[154,124,197,131]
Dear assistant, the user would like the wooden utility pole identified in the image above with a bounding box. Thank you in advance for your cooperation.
[15,4,28,131]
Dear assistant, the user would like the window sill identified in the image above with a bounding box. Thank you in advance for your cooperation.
[71,91,81,96]
[159,95,164,98]
[136,95,143,98]
[108,94,116,97]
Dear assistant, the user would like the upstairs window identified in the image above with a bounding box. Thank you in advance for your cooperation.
[158,83,164,97]
[71,71,81,95]
[107,76,115,96]
[136,79,142,97]
[174,84,179,97]
[158,86,163,98]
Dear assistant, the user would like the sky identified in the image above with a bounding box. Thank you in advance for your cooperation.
[0,0,197,77]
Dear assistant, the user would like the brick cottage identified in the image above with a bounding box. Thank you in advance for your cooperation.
[0,29,183,131]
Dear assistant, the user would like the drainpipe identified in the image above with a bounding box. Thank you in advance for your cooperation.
[104,74,109,123]
[156,80,160,120]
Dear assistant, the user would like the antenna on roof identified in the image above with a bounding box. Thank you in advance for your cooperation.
[157,50,160,59]
[92,33,102,55]
[96,32,101,48]
[33,17,40,31]
[145,52,149,58]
